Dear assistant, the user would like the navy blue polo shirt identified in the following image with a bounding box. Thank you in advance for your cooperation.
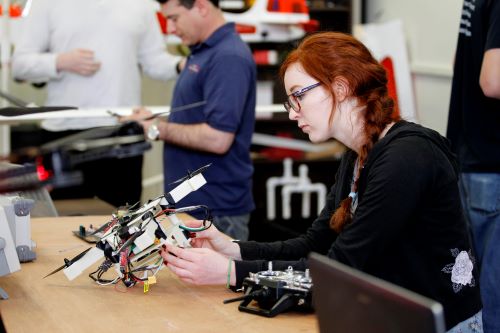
[163,23,256,217]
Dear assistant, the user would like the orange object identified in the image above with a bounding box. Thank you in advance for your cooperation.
[0,4,23,17]
[267,0,308,14]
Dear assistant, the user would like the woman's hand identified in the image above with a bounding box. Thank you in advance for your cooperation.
[161,244,235,286]
[185,220,241,259]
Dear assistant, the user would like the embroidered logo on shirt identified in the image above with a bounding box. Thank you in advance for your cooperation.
[188,64,200,73]
[441,248,475,293]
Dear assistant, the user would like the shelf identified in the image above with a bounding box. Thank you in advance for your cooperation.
[309,6,350,13]
[251,0,352,103]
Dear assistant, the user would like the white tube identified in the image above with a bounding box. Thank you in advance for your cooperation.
[281,182,327,220]
[0,0,11,154]
[298,165,310,218]
[265,158,300,220]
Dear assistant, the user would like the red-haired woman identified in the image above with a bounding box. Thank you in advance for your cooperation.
[161,32,483,332]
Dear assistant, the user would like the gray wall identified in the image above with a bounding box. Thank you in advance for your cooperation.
[364,0,462,134]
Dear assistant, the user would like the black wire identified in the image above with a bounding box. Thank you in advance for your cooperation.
[88,259,115,284]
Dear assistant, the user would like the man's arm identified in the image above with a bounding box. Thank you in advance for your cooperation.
[157,121,234,155]
[137,2,180,81]
[55,49,101,76]
[479,48,500,99]
[123,109,234,154]
[12,0,100,81]
[11,0,56,82]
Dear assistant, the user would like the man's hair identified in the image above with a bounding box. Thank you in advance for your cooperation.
[156,0,219,8]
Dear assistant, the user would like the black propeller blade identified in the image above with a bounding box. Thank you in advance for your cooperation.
[144,100,207,120]
[169,163,212,185]
[0,106,77,117]
[43,247,92,278]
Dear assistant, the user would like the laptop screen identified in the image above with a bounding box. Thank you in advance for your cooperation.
[309,252,446,333]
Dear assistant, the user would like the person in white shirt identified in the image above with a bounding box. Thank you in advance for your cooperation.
[11,0,180,207]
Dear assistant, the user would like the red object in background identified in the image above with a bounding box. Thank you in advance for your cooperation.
[235,23,257,34]
[301,19,320,32]
[35,157,51,182]
[0,4,22,17]
[267,0,309,13]
[259,132,305,161]
[380,56,400,120]
[253,49,278,65]
[156,11,167,34]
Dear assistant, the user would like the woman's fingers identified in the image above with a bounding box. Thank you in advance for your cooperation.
[166,262,193,280]
[163,244,207,264]
[183,219,204,228]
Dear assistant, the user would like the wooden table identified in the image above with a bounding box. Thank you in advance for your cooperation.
[53,198,117,216]
[0,216,317,332]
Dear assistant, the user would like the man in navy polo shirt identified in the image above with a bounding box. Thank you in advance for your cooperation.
[133,0,256,240]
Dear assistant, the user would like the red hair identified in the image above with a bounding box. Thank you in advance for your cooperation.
[280,32,400,232]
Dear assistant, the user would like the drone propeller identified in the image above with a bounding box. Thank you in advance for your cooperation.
[144,100,207,120]
[43,247,92,279]
[0,106,78,117]
[88,201,143,237]
[87,220,115,237]
[169,163,212,185]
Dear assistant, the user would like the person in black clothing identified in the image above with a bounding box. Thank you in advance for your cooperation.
[446,1,500,332]
[160,32,483,332]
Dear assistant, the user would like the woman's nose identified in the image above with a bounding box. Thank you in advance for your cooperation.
[288,109,299,121]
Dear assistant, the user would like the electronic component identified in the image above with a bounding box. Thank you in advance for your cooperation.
[0,196,36,263]
[224,263,313,317]
[72,224,102,243]
[0,195,36,299]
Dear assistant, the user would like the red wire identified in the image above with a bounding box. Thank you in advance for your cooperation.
[155,208,176,218]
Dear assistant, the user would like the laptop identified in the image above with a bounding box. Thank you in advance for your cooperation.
[309,252,446,333]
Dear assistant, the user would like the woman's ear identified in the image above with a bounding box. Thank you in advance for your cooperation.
[333,77,349,102]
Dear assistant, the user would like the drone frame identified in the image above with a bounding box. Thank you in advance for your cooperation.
[46,167,211,290]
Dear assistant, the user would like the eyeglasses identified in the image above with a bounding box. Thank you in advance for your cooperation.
[283,82,321,113]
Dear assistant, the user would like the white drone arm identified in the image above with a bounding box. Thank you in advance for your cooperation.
[63,247,104,281]
[168,173,207,203]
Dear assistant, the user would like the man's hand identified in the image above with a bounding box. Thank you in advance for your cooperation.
[119,107,157,139]
[56,49,101,76]
[120,107,153,123]
[120,107,154,125]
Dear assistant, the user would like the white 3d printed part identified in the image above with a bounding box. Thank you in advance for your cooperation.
[169,174,206,203]
[63,247,104,281]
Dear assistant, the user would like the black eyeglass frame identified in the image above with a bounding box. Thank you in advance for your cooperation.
[283,82,322,113]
